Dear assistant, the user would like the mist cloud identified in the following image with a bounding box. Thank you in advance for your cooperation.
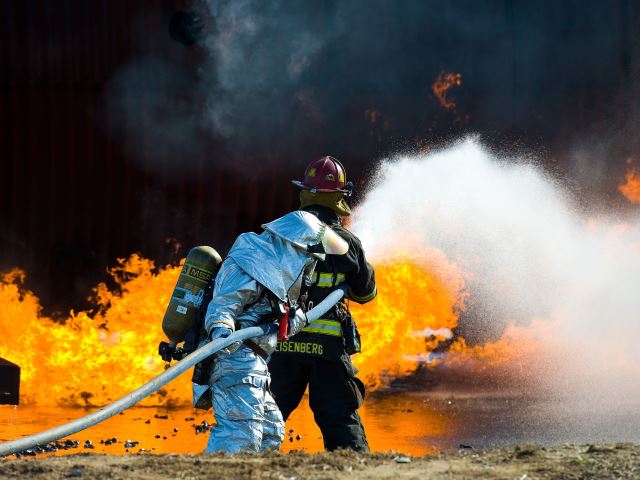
[351,137,640,407]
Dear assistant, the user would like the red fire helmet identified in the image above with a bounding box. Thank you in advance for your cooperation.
[292,156,353,195]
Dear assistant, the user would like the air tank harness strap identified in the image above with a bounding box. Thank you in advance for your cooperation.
[242,339,269,359]
[237,289,291,359]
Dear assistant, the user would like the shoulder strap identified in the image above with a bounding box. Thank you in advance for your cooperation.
[241,287,270,312]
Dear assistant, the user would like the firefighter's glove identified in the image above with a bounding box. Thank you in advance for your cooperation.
[209,326,241,354]
[287,308,309,337]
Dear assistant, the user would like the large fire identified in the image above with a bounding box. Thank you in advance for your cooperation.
[0,256,187,406]
[0,246,504,406]
[352,249,467,387]
[1,227,553,407]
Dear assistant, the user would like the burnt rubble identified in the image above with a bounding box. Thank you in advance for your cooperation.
[193,420,211,435]
[14,439,81,458]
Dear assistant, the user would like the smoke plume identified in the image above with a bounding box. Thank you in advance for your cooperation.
[104,0,640,184]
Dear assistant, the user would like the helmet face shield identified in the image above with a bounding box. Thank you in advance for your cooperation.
[319,224,348,255]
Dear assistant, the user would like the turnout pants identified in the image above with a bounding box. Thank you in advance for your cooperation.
[269,351,369,451]
[205,346,285,454]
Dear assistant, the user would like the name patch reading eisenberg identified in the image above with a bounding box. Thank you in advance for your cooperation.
[276,341,324,355]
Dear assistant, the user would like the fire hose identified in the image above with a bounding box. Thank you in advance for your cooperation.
[0,286,347,457]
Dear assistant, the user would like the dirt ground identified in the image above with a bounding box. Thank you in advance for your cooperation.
[1,444,639,480]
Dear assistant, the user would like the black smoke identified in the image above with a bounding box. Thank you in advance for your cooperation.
[107,0,640,198]
[3,0,640,311]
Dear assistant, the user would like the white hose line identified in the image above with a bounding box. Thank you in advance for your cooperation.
[0,326,270,457]
[0,286,346,457]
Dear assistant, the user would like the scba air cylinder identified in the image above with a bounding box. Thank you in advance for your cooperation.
[162,246,223,344]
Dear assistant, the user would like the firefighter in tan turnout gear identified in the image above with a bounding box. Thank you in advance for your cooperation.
[269,156,377,451]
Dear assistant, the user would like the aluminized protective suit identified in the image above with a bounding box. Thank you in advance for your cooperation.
[201,210,347,454]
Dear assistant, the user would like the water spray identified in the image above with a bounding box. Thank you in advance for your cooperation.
[351,137,640,413]
[0,287,347,457]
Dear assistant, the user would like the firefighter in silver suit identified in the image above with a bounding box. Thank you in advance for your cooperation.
[202,210,348,454]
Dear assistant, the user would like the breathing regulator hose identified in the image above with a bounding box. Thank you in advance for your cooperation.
[0,286,347,457]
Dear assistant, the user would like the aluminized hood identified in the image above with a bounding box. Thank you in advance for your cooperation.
[227,211,347,302]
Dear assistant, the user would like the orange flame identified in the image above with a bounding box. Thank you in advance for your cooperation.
[352,255,465,388]
[432,70,462,110]
[0,256,187,406]
[0,249,469,405]
[619,158,640,204]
